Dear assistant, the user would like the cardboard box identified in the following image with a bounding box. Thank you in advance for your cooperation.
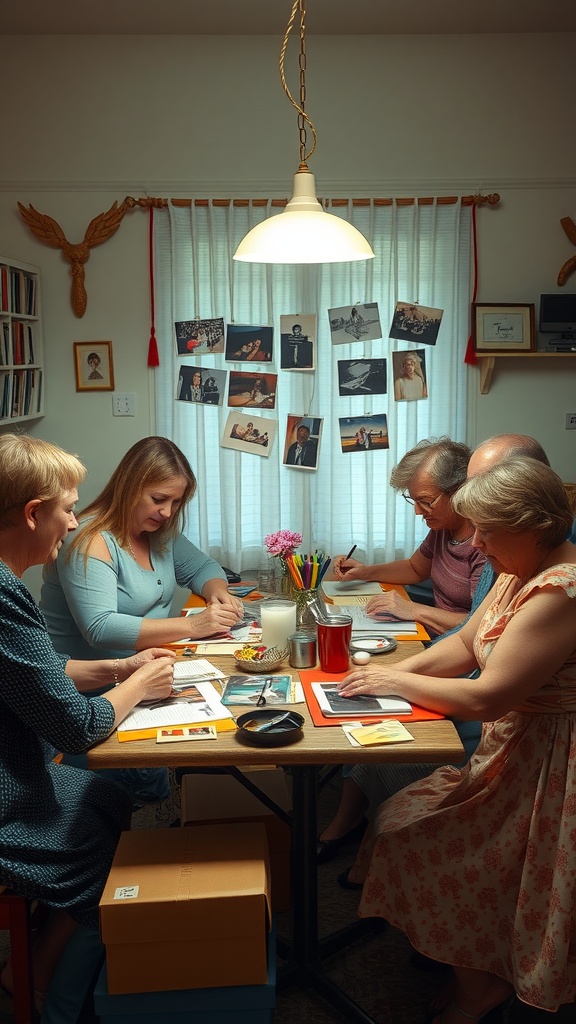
[99,823,271,994]
[180,769,291,912]
[94,920,276,1024]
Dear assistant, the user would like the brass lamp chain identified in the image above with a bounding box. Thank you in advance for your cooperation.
[279,0,317,167]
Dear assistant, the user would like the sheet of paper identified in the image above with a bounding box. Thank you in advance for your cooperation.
[324,603,418,634]
[321,580,382,597]
[342,720,415,746]
[117,681,232,733]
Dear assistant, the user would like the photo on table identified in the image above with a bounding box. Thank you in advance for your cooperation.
[220,674,292,706]
[174,317,225,355]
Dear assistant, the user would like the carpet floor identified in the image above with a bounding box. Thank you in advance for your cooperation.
[1,770,574,1024]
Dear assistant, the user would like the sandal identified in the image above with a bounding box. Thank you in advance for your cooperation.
[336,866,363,890]
[317,817,368,864]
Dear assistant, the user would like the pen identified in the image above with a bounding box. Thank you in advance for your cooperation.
[345,544,357,561]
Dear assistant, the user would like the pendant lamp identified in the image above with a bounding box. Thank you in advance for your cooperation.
[233,0,375,265]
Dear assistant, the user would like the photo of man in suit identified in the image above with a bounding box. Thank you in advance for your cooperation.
[285,424,318,469]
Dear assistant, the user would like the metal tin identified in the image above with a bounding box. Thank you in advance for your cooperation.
[288,632,317,668]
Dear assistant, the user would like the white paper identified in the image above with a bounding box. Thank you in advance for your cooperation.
[117,680,233,733]
[324,603,418,634]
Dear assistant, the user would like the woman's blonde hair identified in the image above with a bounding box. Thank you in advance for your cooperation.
[0,433,86,527]
[452,457,573,548]
[67,436,196,556]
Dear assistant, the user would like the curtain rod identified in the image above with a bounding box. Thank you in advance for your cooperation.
[146,193,500,209]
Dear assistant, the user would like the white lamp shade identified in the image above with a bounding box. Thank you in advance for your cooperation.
[233,170,375,265]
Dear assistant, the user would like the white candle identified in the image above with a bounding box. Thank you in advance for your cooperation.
[260,600,297,652]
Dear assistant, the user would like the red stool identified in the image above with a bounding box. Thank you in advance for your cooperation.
[0,885,35,1024]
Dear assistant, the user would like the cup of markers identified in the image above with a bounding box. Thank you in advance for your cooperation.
[284,552,331,629]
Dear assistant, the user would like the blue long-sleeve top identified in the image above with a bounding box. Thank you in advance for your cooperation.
[40,528,226,660]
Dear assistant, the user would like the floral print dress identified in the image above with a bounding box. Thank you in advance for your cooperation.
[354,566,576,1012]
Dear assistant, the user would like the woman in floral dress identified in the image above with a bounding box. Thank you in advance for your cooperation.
[338,457,576,1022]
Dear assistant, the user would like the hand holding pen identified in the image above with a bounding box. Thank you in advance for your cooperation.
[333,544,365,580]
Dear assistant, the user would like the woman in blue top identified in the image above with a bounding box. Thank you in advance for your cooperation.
[40,436,243,805]
[41,436,243,660]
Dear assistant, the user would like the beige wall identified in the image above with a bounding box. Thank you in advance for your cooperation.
[1,32,575,516]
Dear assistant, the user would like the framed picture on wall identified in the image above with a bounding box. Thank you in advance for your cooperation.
[74,341,115,391]
[472,304,535,353]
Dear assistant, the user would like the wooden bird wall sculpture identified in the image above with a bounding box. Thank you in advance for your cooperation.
[17,200,131,317]
[558,217,576,286]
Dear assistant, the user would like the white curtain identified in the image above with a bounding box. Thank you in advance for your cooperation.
[153,199,471,571]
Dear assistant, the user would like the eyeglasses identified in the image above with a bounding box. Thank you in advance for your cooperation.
[402,491,444,512]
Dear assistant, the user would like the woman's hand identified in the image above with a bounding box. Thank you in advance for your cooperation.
[129,656,175,702]
[333,556,366,580]
[208,592,245,618]
[337,665,400,698]
[187,603,243,638]
[366,591,411,621]
[120,648,174,678]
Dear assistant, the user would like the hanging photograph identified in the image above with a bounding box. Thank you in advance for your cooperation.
[338,414,389,454]
[392,350,429,402]
[388,302,443,346]
[279,313,316,370]
[221,412,275,457]
[328,302,382,345]
[283,415,323,470]
[174,317,225,355]
[227,371,277,409]
[225,324,273,363]
[176,365,226,406]
[337,358,387,396]
[472,303,536,353]
[74,341,114,392]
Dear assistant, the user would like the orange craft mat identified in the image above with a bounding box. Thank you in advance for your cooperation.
[298,670,443,727]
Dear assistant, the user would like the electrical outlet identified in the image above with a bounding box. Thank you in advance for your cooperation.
[565,413,576,430]
[112,393,135,417]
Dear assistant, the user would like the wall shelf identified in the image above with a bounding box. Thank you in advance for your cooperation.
[0,255,44,425]
[477,351,576,394]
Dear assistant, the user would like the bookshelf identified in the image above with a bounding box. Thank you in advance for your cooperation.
[0,256,44,425]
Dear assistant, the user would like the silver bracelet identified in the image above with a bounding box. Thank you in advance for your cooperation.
[111,658,121,686]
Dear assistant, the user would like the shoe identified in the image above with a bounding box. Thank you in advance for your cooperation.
[317,817,368,864]
[336,867,363,890]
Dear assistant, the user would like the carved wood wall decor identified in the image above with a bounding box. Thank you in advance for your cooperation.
[17,197,165,318]
[558,216,576,286]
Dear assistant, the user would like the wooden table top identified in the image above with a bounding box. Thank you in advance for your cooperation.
[87,643,464,771]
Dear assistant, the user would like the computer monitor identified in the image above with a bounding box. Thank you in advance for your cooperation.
[539,293,576,336]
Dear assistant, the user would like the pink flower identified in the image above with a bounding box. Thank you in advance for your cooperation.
[264,530,303,559]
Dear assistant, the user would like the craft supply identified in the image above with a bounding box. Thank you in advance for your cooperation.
[288,633,317,668]
[317,614,352,672]
[260,599,297,650]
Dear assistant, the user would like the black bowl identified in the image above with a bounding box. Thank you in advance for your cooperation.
[235,709,305,747]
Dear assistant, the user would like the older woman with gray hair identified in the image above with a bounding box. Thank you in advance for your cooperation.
[338,457,576,1021]
[334,437,487,637]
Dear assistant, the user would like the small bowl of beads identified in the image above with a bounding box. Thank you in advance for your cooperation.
[233,644,288,673]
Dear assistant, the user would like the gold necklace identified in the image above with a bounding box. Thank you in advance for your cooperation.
[127,538,138,561]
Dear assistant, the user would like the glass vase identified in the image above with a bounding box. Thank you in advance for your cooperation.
[293,586,320,630]
[275,557,292,596]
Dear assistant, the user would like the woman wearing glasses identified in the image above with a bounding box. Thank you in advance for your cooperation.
[333,437,486,638]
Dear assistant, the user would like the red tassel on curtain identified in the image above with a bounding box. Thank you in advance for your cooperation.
[147,207,160,367]
[464,203,478,366]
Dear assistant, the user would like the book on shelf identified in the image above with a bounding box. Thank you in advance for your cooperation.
[116,680,234,742]
[0,266,8,312]
[220,674,293,706]
[311,681,412,718]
